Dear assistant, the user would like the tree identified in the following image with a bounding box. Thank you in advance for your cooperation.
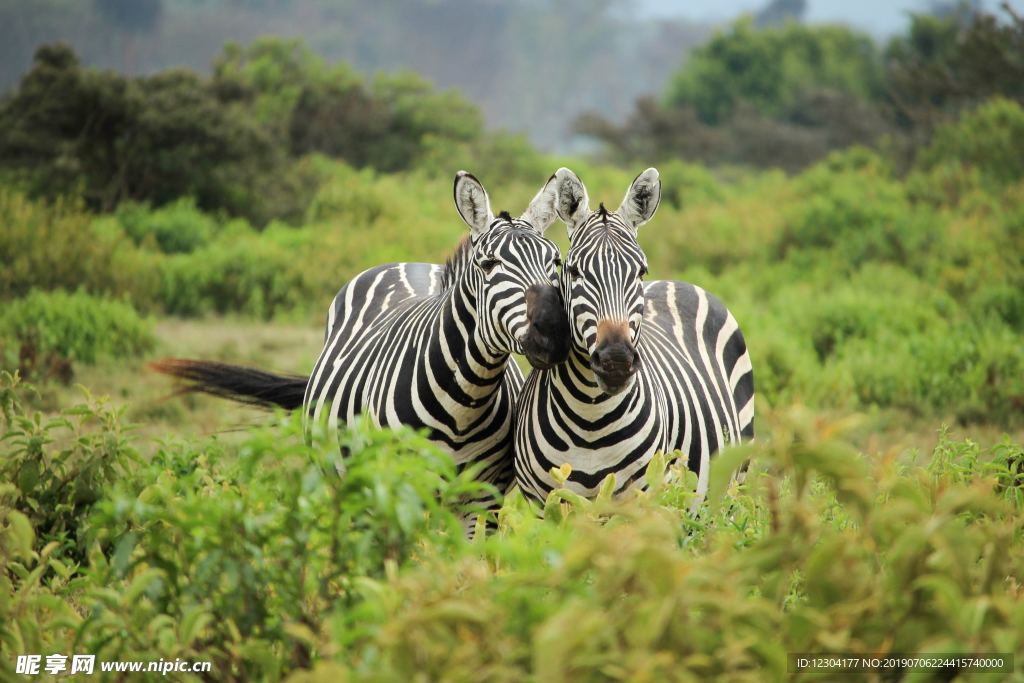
[885,4,1024,137]
[665,19,885,125]
[0,44,277,220]
[576,20,892,171]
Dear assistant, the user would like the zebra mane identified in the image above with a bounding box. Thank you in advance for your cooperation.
[440,236,473,290]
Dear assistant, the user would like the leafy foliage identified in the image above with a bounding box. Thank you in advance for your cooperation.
[665,18,884,125]
[0,372,140,560]
[0,291,154,381]
[0,39,499,225]
[886,7,1024,136]
[0,44,279,220]
[0,188,156,301]
[0,373,490,680]
[916,97,1024,189]
[4,374,1021,681]
[299,412,1024,681]
[579,5,1024,172]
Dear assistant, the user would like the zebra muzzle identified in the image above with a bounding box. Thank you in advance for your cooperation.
[590,343,640,394]
[522,284,571,369]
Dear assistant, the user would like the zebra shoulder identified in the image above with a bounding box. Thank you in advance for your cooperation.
[643,279,748,359]
[323,262,444,340]
[643,279,724,325]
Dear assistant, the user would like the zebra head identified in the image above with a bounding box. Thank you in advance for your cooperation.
[553,167,661,395]
[453,171,570,370]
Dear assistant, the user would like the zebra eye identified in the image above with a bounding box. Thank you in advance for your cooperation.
[639,265,648,279]
[565,263,581,279]
[479,257,500,273]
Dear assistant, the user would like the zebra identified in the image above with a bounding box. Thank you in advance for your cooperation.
[155,170,570,496]
[513,167,754,511]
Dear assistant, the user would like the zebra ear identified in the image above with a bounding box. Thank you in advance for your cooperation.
[453,171,495,237]
[547,167,590,234]
[520,168,571,233]
[618,167,661,231]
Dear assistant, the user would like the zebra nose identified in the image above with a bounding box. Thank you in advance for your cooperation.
[522,284,570,369]
[591,345,635,368]
[590,344,638,382]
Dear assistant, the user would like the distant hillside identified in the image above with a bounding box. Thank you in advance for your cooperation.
[0,0,710,151]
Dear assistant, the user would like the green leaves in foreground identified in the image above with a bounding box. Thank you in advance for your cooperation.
[302,409,1024,683]
[2,374,1022,681]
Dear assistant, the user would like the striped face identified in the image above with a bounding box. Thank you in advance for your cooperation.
[472,217,565,367]
[563,209,648,394]
[551,167,662,395]
[454,171,570,370]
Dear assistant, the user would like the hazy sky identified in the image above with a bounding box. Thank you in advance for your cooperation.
[637,0,1012,35]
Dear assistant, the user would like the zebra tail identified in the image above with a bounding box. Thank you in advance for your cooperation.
[150,358,308,410]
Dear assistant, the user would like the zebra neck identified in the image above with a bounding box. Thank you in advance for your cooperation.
[425,278,510,409]
[553,348,628,405]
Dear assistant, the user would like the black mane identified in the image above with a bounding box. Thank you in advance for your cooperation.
[440,236,473,290]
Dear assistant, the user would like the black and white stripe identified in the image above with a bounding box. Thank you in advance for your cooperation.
[153,172,569,498]
[304,171,568,491]
[514,168,754,509]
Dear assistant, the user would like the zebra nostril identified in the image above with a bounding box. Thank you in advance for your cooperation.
[591,344,638,381]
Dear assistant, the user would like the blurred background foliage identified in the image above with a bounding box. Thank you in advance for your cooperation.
[0,1,1020,431]
[2,1,1024,679]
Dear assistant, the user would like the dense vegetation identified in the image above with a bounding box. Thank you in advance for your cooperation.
[2,97,1021,423]
[2,6,1024,680]
[2,374,1022,681]
[578,6,1024,170]
[0,0,710,151]
[0,40,526,225]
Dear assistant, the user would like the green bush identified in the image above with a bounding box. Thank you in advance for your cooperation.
[0,291,154,380]
[0,189,157,302]
[116,198,225,254]
[1,373,1022,681]
[916,98,1024,190]
[778,149,936,270]
[158,227,314,319]
[0,372,140,559]
[0,369,489,680]
[295,412,1024,681]
[844,322,1024,423]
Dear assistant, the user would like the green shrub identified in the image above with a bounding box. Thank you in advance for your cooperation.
[0,372,140,559]
[158,227,314,319]
[116,198,225,254]
[2,373,1022,681]
[77,416,488,678]
[0,291,154,380]
[0,189,157,302]
[917,98,1024,190]
[840,321,1024,423]
[295,412,1024,681]
[778,149,936,270]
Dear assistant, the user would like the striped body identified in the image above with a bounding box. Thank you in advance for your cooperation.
[515,279,753,501]
[303,169,571,492]
[304,257,524,488]
[513,167,754,508]
[151,171,568,502]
